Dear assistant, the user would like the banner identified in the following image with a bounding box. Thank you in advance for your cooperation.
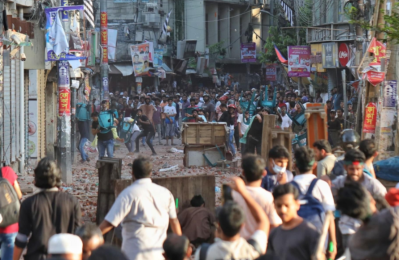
[45,6,86,61]
[154,49,163,67]
[59,88,71,116]
[84,75,91,102]
[383,80,397,108]
[130,43,154,76]
[363,102,377,134]
[368,37,386,66]
[241,43,256,63]
[266,64,277,81]
[366,71,385,86]
[288,46,311,77]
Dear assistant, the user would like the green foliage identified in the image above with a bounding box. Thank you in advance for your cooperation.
[208,41,226,59]
[350,3,399,42]
[258,26,297,63]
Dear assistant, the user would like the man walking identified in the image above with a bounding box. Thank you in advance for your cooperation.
[13,158,81,260]
[99,156,182,260]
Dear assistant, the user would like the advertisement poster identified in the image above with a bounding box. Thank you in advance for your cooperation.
[59,88,71,116]
[366,71,385,86]
[153,49,163,68]
[45,6,85,61]
[84,75,91,102]
[288,46,311,77]
[363,102,377,134]
[241,43,256,63]
[266,64,277,81]
[130,43,154,76]
[383,80,397,108]
[28,100,38,158]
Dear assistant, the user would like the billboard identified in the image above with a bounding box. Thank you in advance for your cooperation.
[241,43,256,63]
[287,46,311,77]
[266,64,277,81]
[130,43,154,76]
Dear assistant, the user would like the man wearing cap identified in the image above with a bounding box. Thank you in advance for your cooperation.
[321,149,387,249]
[47,234,82,260]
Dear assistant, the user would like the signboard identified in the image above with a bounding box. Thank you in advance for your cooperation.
[366,71,385,86]
[183,40,197,59]
[287,46,311,77]
[45,6,85,61]
[59,88,71,116]
[100,12,108,64]
[310,44,325,72]
[241,43,256,63]
[322,42,337,68]
[383,80,397,108]
[58,61,70,87]
[363,102,377,134]
[28,100,38,158]
[61,0,69,21]
[130,43,154,76]
[266,64,277,81]
[154,49,163,67]
[338,43,350,67]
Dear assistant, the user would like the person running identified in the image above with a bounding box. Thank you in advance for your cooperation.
[134,109,157,156]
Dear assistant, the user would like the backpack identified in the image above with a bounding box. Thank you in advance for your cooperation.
[0,168,20,227]
[98,110,116,133]
[331,160,346,177]
[291,179,325,231]
[76,103,91,121]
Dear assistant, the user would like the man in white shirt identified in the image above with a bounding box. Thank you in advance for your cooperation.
[321,149,387,250]
[278,106,292,130]
[232,155,282,239]
[195,177,269,260]
[163,98,177,146]
[99,156,182,260]
[291,147,337,260]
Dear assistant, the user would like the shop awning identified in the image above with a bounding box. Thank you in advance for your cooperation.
[114,64,134,76]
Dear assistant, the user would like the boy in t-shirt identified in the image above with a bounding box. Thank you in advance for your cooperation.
[268,183,320,260]
[163,98,177,146]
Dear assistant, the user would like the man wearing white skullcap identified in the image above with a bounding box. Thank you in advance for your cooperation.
[47,234,82,260]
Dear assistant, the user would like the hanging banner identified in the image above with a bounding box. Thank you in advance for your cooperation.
[130,43,154,76]
[383,80,397,108]
[366,71,385,86]
[45,6,86,61]
[241,43,256,63]
[266,64,277,81]
[58,61,70,88]
[84,75,91,102]
[363,102,377,134]
[59,88,71,116]
[154,49,163,68]
[288,46,311,77]
[368,37,386,66]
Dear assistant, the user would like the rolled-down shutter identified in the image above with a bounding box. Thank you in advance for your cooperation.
[3,50,11,165]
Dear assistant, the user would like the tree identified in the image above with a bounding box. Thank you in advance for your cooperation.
[258,26,297,63]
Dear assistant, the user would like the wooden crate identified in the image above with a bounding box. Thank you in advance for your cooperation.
[261,115,295,171]
[182,122,227,145]
[115,175,216,214]
[183,145,226,167]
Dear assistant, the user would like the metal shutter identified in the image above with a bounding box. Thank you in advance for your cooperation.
[24,71,29,161]
[15,56,20,160]
[3,50,11,165]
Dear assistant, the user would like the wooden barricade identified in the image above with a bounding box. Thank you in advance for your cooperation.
[261,115,295,170]
[305,103,328,148]
[96,158,122,243]
[114,175,216,213]
[182,123,226,145]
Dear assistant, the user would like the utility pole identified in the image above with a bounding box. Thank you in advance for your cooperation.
[100,0,109,103]
[58,0,72,183]
[295,0,302,94]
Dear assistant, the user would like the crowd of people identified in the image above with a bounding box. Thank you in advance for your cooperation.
[82,82,356,162]
[1,135,399,260]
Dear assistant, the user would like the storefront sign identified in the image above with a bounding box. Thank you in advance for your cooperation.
[363,102,377,134]
[287,46,311,77]
[322,42,337,68]
[59,89,71,116]
[366,71,385,86]
[241,43,256,63]
[368,37,386,66]
[130,43,154,76]
[383,80,397,107]
[266,64,277,81]
[338,43,350,67]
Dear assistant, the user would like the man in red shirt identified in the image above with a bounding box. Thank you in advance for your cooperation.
[0,166,22,260]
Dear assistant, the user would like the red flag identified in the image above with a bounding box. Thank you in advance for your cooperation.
[368,37,386,65]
